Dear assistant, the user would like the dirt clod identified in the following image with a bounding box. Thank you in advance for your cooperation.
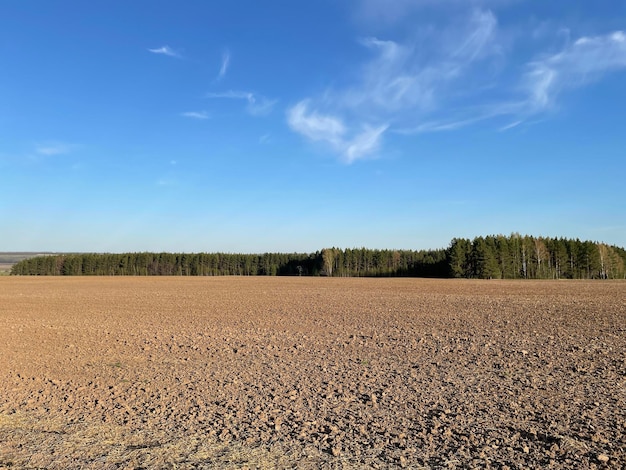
[0,277,624,469]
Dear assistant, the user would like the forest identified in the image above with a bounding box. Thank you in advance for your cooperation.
[9,234,626,279]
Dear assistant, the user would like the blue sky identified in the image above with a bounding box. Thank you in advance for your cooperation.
[1,0,625,253]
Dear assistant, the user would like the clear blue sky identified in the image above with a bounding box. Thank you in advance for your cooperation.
[1,0,625,253]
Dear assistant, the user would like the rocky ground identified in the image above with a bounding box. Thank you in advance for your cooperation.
[0,277,624,469]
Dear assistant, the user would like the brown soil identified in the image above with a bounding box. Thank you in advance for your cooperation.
[0,277,624,469]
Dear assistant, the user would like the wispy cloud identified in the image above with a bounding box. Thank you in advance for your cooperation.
[399,115,493,134]
[345,125,388,163]
[181,111,210,120]
[216,50,230,81]
[288,8,498,161]
[341,9,498,115]
[498,120,522,132]
[287,5,626,162]
[148,45,182,58]
[156,178,178,187]
[287,100,387,163]
[522,30,626,112]
[287,101,345,145]
[35,142,75,156]
[206,90,277,116]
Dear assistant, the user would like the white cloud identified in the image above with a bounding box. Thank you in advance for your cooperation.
[35,142,74,156]
[345,125,388,163]
[345,9,498,114]
[181,111,209,119]
[287,4,626,160]
[148,46,182,58]
[450,9,499,62]
[247,96,277,116]
[217,50,230,80]
[287,100,387,163]
[522,30,626,112]
[206,90,277,116]
[498,120,522,132]
[288,8,497,160]
[401,116,490,134]
[287,100,345,145]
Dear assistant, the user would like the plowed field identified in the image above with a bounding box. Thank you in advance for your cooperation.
[0,277,624,469]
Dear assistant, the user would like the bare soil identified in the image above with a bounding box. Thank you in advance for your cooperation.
[0,277,624,469]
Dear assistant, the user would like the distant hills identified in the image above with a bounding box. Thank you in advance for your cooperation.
[0,252,62,263]
[0,252,63,275]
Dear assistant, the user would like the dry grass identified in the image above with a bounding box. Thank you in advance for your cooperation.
[0,411,321,469]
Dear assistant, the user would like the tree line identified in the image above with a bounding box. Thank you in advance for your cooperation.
[10,234,626,279]
[447,234,626,279]
[9,249,447,277]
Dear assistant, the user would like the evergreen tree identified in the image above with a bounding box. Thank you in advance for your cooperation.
[447,238,472,278]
